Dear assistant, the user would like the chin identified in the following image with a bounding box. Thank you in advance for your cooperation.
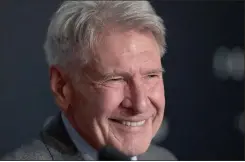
[112,138,151,156]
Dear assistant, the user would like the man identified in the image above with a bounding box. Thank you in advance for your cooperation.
[2,0,176,160]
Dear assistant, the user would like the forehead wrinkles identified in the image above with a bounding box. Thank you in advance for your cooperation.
[93,47,156,73]
[114,58,153,76]
[117,31,158,56]
[88,29,161,73]
[92,48,161,77]
[97,28,159,56]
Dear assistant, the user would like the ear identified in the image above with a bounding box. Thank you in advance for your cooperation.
[49,65,73,113]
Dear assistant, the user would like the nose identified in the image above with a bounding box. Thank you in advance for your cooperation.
[122,79,148,113]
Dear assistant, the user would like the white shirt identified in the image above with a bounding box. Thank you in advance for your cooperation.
[61,113,137,160]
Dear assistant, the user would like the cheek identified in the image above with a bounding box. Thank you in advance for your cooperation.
[148,81,165,130]
[149,82,165,132]
[149,80,165,110]
[90,87,125,118]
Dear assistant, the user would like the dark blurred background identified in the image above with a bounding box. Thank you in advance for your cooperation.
[0,1,244,160]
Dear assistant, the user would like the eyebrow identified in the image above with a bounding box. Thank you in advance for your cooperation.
[143,68,165,74]
[100,68,165,78]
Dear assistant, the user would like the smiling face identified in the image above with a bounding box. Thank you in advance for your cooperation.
[56,28,165,156]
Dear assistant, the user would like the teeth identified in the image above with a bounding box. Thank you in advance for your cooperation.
[121,120,145,127]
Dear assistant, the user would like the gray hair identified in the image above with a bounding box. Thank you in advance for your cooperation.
[44,0,166,70]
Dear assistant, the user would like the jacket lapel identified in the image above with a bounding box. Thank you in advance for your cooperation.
[40,113,86,160]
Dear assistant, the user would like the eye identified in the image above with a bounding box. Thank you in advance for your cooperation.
[110,78,123,81]
[147,74,159,78]
[108,77,124,82]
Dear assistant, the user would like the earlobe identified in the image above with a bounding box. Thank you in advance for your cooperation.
[49,66,72,112]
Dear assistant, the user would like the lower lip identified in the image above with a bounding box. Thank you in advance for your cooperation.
[109,119,148,132]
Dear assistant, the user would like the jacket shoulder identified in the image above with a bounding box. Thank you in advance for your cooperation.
[139,144,177,160]
[152,144,177,160]
[1,139,52,160]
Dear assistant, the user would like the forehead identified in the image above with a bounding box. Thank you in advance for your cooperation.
[89,29,162,74]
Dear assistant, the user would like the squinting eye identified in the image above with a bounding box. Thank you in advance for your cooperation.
[147,74,159,78]
[109,77,124,81]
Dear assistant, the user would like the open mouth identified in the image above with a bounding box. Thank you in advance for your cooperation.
[110,119,146,127]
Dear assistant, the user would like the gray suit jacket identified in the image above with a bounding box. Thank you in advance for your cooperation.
[1,113,177,160]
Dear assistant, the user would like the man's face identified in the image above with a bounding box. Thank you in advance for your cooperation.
[69,29,165,156]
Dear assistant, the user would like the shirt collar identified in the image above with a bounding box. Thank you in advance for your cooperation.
[61,113,97,160]
[61,113,137,160]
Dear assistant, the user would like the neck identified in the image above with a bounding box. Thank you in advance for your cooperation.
[65,113,102,151]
